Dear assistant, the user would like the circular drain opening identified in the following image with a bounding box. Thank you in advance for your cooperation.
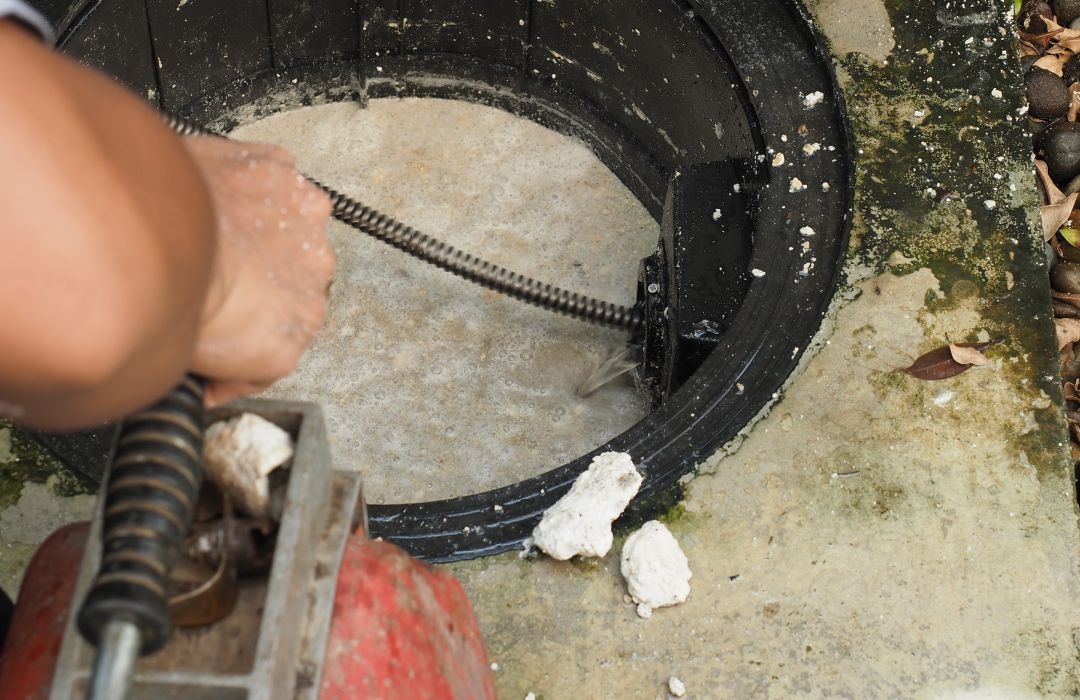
[46,0,852,560]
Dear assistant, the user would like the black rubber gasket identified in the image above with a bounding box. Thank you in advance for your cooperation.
[40,0,852,562]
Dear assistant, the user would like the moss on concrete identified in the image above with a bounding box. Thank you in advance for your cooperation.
[0,422,90,510]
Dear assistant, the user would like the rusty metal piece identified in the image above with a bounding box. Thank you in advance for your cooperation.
[186,515,276,576]
[167,553,238,628]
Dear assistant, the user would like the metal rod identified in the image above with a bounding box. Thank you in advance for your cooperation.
[85,620,141,700]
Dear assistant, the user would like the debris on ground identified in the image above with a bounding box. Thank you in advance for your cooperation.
[667,676,687,697]
[621,520,692,617]
[901,341,995,381]
[204,413,293,517]
[528,451,642,560]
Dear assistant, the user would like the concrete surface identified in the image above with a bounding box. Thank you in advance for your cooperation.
[3,0,1080,697]
[442,2,1080,698]
[230,100,654,505]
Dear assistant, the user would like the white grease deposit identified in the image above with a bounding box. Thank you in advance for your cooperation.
[529,451,642,560]
[621,520,691,617]
[230,99,655,504]
[204,413,293,516]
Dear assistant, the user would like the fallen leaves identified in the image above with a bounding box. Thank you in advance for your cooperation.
[948,343,991,366]
[1035,159,1080,240]
[902,341,995,381]
[1057,318,1080,350]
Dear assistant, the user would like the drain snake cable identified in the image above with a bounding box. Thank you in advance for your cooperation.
[167,114,645,334]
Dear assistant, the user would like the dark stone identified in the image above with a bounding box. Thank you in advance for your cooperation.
[1019,0,1054,32]
[1056,0,1080,24]
[1038,121,1080,183]
[1065,55,1080,85]
[1026,67,1070,120]
[1053,262,1080,294]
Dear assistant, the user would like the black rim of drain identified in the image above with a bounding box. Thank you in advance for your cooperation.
[37,0,853,562]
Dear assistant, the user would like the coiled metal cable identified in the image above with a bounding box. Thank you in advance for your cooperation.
[167,114,644,333]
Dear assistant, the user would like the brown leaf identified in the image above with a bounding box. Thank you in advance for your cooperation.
[1020,41,1042,56]
[902,341,996,381]
[1020,27,1065,50]
[1068,84,1080,121]
[1066,381,1080,403]
[1043,192,1079,240]
[1061,35,1080,52]
[1071,442,1080,459]
[1035,52,1066,75]
[1054,299,1080,318]
[1063,343,1080,382]
[1053,289,1080,307]
[1035,159,1067,205]
[1057,318,1080,350]
[948,343,991,366]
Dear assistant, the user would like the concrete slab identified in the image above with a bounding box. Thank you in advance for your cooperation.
[443,1,1080,697]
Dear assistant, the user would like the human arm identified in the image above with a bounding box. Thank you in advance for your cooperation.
[0,20,333,429]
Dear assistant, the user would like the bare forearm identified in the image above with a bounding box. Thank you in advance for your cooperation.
[0,21,217,428]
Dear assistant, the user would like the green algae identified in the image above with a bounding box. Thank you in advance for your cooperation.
[0,422,91,510]
[835,0,1070,479]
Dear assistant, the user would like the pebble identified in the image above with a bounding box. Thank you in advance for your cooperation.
[1026,68,1070,121]
[1065,55,1080,86]
[1052,262,1080,293]
[668,677,687,697]
[1037,121,1080,182]
[1056,0,1080,24]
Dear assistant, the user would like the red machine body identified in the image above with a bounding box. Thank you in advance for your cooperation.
[0,523,495,700]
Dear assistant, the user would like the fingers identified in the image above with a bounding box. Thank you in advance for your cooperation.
[203,379,271,408]
[188,132,336,408]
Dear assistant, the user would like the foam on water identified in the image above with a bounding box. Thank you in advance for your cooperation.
[230,98,656,504]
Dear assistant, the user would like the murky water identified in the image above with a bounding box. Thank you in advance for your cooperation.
[230,98,656,504]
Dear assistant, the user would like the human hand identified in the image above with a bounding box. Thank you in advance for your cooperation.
[183,136,334,406]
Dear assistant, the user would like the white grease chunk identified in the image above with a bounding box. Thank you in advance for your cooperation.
[530,452,642,560]
[204,413,294,516]
[803,91,824,108]
[621,521,691,611]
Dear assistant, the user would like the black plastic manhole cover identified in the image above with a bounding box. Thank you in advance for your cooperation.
[31,0,852,561]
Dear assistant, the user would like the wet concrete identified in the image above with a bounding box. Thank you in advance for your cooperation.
[3,0,1080,696]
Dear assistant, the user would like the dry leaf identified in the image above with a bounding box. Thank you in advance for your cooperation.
[1035,53,1066,75]
[902,341,996,381]
[1043,192,1079,240]
[1068,84,1080,121]
[1020,27,1065,50]
[1066,381,1080,402]
[1035,159,1067,205]
[1057,318,1080,350]
[1056,289,1080,308]
[948,343,991,366]
[1020,41,1042,56]
[1056,34,1080,51]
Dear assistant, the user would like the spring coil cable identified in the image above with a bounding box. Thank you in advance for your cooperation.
[167,114,645,334]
